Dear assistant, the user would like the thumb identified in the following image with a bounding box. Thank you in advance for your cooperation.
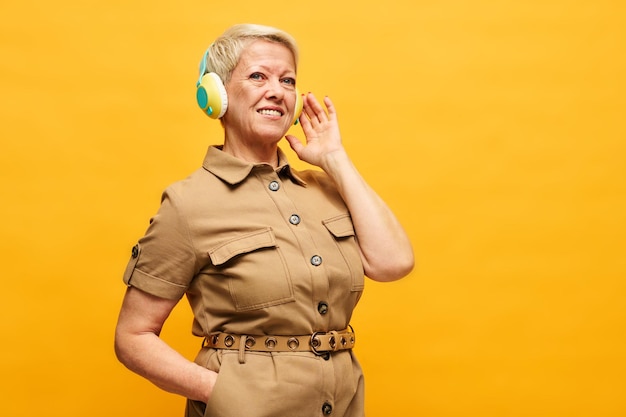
[284,135,305,158]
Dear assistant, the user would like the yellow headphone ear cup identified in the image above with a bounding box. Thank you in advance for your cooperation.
[196,72,228,119]
[292,89,303,125]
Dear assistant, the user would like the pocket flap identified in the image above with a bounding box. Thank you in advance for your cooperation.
[209,228,277,266]
[322,214,355,238]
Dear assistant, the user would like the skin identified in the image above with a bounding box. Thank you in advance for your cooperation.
[221,40,298,166]
[286,93,415,281]
[115,38,414,405]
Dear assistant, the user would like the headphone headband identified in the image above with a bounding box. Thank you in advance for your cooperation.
[197,48,210,86]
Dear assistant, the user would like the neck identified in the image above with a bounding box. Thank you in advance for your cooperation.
[222,137,280,168]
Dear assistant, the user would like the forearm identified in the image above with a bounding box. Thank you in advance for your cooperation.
[114,287,216,402]
[115,328,215,402]
[321,149,415,281]
[286,93,414,280]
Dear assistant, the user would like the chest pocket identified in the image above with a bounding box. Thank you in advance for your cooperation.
[208,227,295,311]
[323,214,365,291]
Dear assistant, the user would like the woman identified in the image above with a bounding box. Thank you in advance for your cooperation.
[115,24,414,417]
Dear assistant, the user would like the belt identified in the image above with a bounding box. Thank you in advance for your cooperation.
[202,327,355,356]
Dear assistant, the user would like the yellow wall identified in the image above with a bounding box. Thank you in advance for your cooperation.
[1,0,624,415]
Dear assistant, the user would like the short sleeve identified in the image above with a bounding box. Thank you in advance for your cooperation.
[122,187,198,300]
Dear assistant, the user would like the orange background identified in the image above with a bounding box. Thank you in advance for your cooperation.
[1,1,625,416]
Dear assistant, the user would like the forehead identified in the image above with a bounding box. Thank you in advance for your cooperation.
[235,40,296,73]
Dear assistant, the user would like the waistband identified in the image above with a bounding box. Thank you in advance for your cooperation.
[202,327,355,357]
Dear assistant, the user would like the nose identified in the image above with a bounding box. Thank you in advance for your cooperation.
[265,78,286,101]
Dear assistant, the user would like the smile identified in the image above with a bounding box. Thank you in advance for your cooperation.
[258,109,283,117]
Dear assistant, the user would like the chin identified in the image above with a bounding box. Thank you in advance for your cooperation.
[253,125,290,141]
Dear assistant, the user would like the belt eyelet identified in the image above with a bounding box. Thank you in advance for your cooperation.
[245,336,256,349]
[265,337,277,349]
[287,337,299,350]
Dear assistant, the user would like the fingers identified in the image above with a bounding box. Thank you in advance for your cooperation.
[323,96,337,120]
[302,92,330,126]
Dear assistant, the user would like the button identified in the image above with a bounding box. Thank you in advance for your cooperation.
[289,214,301,225]
[310,255,322,266]
[268,181,280,191]
[322,402,333,415]
[317,301,329,315]
[131,245,139,258]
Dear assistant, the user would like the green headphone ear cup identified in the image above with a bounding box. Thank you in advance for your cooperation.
[292,89,303,125]
[196,72,228,119]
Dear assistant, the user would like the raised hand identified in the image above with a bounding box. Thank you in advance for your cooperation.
[284,93,345,170]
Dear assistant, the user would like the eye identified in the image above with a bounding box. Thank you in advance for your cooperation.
[249,72,264,80]
[281,77,296,86]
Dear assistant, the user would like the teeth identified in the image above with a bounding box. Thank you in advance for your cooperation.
[258,109,282,116]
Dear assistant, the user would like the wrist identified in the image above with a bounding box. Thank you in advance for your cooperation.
[320,148,350,175]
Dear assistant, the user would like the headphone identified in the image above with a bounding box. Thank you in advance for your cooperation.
[196,48,303,125]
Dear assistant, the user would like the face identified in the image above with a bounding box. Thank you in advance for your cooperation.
[222,40,297,146]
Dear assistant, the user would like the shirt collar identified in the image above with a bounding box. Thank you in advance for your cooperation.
[202,145,307,186]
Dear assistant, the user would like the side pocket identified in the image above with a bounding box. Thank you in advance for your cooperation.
[188,348,223,417]
[323,215,365,291]
[185,399,206,417]
[203,349,223,413]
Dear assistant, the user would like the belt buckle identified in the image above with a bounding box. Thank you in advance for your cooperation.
[310,331,327,356]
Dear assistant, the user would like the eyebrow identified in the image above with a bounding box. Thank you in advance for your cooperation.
[246,64,296,76]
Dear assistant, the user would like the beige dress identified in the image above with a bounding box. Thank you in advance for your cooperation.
[123,145,365,417]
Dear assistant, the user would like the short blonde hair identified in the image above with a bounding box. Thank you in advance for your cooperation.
[203,24,299,85]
